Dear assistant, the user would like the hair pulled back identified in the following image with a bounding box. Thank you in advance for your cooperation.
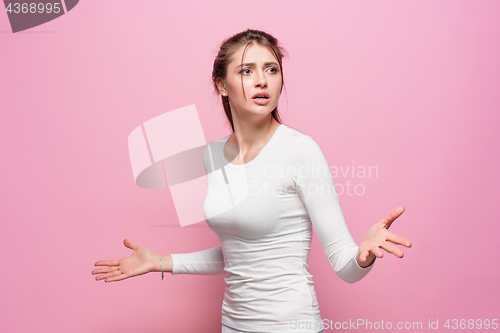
[212,29,287,132]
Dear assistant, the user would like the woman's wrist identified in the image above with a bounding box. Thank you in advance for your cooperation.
[150,252,173,273]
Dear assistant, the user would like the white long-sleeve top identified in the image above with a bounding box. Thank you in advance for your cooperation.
[170,124,374,333]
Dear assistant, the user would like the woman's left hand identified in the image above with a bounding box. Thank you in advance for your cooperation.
[356,206,412,268]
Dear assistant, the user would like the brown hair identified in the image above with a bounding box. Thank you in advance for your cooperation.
[212,29,288,132]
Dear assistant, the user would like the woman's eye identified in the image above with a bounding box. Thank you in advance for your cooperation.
[239,67,278,75]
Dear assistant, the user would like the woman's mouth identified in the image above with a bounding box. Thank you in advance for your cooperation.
[252,92,270,105]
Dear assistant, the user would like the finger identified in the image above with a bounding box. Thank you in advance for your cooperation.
[358,249,370,262]
[95,272,114,281]
[386,232,412,247]
[379,241,404,258]
[94,260,119,267]
[95,269,123,281]
[95,274,110,281]
[382,206,405,229]
[370,245,384,258]
[92,266,120,275]
[105,273,128,283]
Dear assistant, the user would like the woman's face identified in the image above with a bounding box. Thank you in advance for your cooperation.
[220,43,282,121]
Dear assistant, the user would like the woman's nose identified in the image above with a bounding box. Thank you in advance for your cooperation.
[254,70,267,87]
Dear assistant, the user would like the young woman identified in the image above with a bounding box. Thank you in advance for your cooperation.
[92,29,412,333]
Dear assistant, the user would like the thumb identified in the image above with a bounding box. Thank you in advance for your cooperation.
[123,238,137,251]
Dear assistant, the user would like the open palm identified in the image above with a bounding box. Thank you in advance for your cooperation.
[92,239,155,283]
[357,206,412,267]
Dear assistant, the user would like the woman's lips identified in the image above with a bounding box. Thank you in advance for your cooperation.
[252,92,270,105]
[252,91,270,98]
[252,96,270,105]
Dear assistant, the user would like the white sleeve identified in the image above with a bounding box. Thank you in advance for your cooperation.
[170,245,225,275]
[292,136,375,284]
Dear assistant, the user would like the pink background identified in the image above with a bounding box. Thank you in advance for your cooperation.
[1,1,499,332]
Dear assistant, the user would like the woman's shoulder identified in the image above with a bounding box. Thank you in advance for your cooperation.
[281,123,304,135]
[279,124,326,163]
[280,123,315,146]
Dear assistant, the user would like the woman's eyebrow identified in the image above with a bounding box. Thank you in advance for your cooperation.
[235,62,279,69]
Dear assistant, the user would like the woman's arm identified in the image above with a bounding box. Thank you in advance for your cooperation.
[292,135,411,283]
[292,136,375,284]
[92,240,225,283]
[162,245,225,275]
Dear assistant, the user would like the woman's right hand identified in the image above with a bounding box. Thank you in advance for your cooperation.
[92,239,161,283]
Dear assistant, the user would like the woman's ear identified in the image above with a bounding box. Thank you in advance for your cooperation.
[216,78,227,96]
